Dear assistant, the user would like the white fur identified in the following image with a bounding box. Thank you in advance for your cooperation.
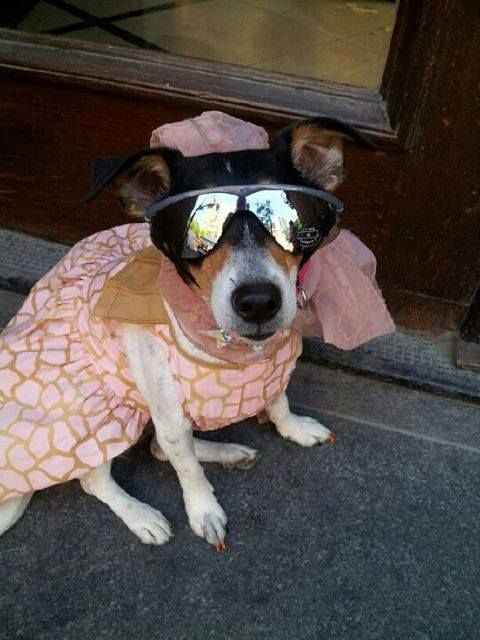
[122,324,228,546]
[115,323,331,546]
[266,393,333,446]
[0,493,32,536]
[210,221,298,338]
[151,436,258,469]
[80,461,172,545]
[0,233,332,547]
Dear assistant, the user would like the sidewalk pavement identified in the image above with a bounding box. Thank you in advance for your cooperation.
[1,361,479,640]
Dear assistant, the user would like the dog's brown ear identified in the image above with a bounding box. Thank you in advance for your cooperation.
[85,149,178,218]
[275,117,375,192]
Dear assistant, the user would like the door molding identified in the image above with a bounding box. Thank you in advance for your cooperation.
[0,0,452,150]
[0,28,396,145]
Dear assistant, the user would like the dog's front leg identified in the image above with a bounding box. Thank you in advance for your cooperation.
[152,412,227,548]
[123,325,227,548]
[266,393,335,447]
[80,461,172,544]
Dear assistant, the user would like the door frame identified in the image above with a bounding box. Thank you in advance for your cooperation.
[0,25,395,143]
[0,0,455,150]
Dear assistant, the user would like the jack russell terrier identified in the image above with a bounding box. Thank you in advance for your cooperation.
[0,112,393,550]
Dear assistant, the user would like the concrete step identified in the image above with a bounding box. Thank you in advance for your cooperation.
[1,227,479,401]
[303,328,480,402]
[0,289,25,329]
[0,227,67,293]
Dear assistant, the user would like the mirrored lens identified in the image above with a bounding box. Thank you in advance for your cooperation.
[183,193,238,256]
[182,189,331,257]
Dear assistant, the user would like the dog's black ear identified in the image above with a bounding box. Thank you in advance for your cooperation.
[85,149,180,218]
[86,156,131,200]
[274,117,375,191]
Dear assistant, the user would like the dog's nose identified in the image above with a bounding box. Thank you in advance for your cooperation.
[231,283,281,323]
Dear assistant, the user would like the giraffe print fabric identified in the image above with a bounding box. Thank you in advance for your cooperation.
[0,224,301,503]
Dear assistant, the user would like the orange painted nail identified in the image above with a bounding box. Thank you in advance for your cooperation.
[215,541,227,552]
[327,433,336,444]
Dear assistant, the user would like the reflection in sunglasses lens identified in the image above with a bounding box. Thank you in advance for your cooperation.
[183,189,331,257]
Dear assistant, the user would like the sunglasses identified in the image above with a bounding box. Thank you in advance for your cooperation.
[144,184,344,258]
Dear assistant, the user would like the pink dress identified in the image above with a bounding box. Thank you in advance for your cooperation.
[0,224,301,503]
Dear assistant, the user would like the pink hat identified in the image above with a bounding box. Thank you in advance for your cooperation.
[150,110,269,156]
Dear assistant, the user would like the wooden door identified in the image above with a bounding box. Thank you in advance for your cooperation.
[0,0,479,335]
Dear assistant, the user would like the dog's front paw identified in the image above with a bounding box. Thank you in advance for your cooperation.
[276,414,335,447]
[186,493,227,549]
[121,501,173,545]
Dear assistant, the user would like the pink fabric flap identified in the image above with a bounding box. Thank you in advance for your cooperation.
[296,230,395,350]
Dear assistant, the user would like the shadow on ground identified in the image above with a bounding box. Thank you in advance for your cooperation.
[1,364,479,640]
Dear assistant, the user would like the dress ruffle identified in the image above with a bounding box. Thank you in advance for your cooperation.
[0,225,151,502]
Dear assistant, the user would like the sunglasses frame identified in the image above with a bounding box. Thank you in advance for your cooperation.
[143,184,344,223]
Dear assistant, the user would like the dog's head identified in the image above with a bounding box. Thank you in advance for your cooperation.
[88,118,373,342]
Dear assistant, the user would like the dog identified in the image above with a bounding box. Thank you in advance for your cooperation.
[0,117,374,549]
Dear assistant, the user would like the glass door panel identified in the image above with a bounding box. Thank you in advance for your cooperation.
[2,0,398,88]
